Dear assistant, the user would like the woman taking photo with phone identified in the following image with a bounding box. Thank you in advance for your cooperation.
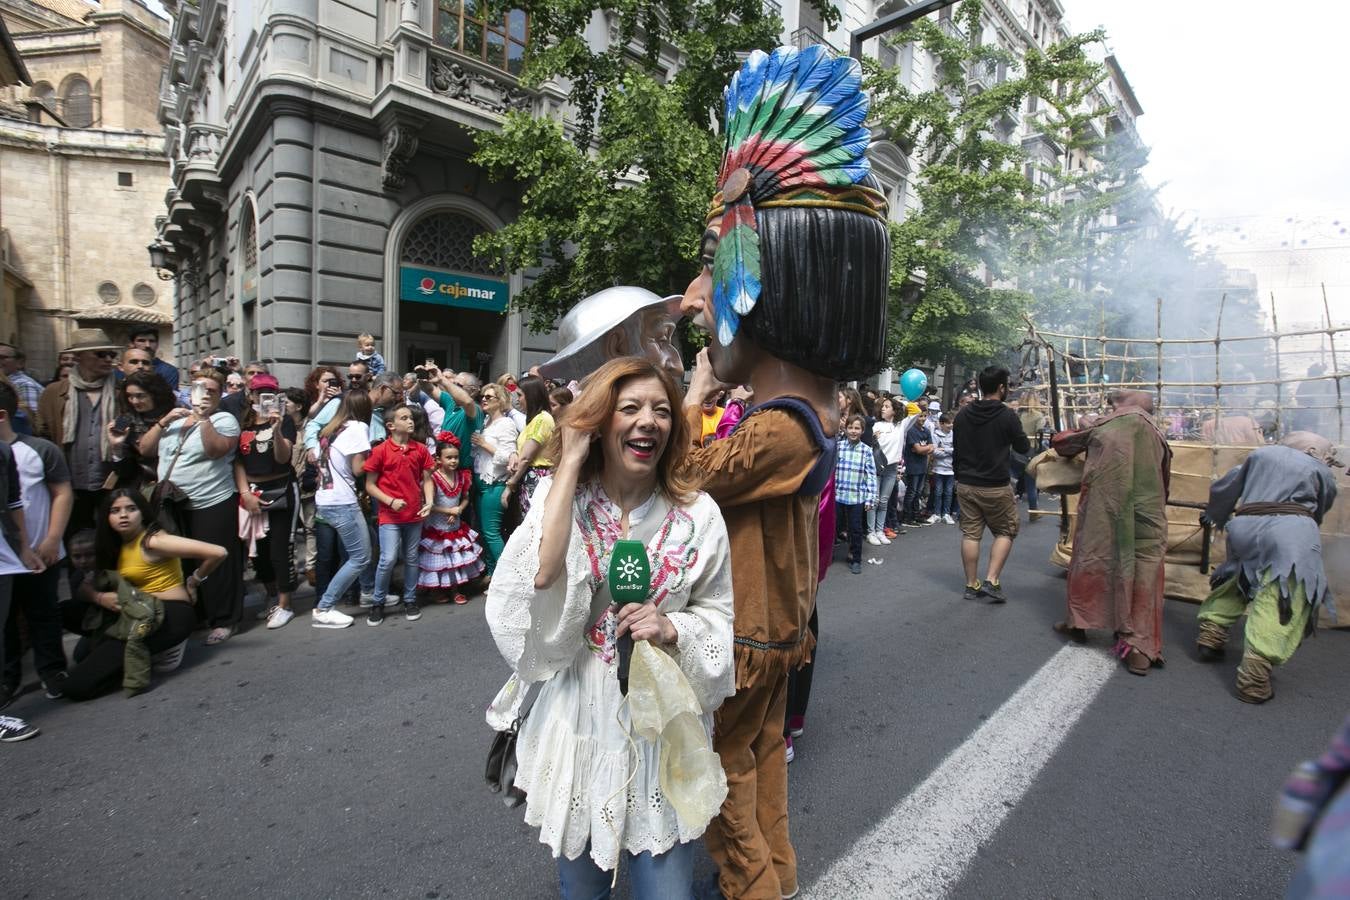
[138,371,243,646]
[234,374,299,630]
[485,357,734,896]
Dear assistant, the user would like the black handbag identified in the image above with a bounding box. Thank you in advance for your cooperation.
[485,681,540,807]
[146,422,197,534]
[256,479,294,510]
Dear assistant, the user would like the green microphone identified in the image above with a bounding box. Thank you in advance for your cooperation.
[608,538,652,696]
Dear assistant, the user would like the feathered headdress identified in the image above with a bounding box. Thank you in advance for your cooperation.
[707,44,887,347]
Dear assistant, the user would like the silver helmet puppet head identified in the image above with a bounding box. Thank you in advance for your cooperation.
[538,286,684,386]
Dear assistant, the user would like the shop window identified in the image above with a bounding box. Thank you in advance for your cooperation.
[435,1,528,76]
[62,76,93,127]
[401,211,497,275]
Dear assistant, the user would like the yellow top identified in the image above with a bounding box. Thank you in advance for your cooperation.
[516,410,556,468]
[118,532,183,595]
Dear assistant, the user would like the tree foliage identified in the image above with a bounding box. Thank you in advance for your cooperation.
[472,0,839,334]
[866,0,1107,371]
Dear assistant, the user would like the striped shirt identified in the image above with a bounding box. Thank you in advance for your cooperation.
[8,370,42,412]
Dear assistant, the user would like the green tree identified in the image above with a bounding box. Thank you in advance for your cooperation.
[471,0,839,335]
[865,0,1105,373]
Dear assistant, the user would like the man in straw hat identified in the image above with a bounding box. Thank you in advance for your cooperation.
[678,44,890,899]
[1195,431,1340,703]
[37,327,123,537]
[537,286,684,388]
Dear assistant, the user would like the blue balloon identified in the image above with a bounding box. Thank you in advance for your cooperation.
[899,368,928,401]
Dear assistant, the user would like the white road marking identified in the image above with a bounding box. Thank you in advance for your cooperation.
[803,644,1119,900]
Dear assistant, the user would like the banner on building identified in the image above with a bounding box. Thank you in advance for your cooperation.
[399,265,509,313]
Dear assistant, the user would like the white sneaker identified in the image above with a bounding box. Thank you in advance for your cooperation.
[151,639,188,673]
[878,532,892,544]
[943,514,956,525]
[358,593,375,609]
[267,606,295,630]
[926,514,941,525]
[865,533,881,546]
[255,603,279,621]
[312,607,354,629]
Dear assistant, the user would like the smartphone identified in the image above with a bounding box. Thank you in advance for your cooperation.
[425,358,435,369]
[258,392,279,418]
[190,381,209,409]
[112,414,133,434]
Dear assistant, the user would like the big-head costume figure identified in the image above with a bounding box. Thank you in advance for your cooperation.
[679,45,889,899]
[537,286,684,386]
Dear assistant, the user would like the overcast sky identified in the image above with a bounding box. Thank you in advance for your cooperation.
[1065,0,1350,226]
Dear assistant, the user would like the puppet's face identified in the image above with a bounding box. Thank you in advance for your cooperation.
[636,308,684,385]
[682,216,754,385]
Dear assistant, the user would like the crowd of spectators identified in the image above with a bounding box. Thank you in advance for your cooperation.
[0,327,574,741]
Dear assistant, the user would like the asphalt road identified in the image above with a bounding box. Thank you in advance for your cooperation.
[7,510,1349,899]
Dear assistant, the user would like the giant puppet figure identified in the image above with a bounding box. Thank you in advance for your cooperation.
[1195,432,1340,703]
[1050,391,1172,675]
[537,286,684,386]
[679,46,890,900]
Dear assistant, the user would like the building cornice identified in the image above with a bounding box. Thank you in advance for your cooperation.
[0,117,167,160]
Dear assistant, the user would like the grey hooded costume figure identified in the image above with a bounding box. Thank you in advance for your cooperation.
[1195,432,1340,703]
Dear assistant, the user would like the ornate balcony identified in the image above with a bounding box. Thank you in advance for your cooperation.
[427,45,533,118]
[174,122,227,212]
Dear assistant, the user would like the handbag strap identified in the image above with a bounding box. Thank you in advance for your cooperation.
[161,421,198,484]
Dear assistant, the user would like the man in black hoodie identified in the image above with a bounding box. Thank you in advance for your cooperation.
[953,366,1030,603]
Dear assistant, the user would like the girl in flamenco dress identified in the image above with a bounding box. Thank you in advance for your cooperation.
[417,434,486,605]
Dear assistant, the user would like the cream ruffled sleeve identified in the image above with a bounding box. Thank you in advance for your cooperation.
[485,476,595,683]
[661,493,736,714]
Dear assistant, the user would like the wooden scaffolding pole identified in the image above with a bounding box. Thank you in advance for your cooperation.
[1271,293,1283,437]
[1324,284,1346,445]
[1154,297,1165,413]
[1212,294,1226,453]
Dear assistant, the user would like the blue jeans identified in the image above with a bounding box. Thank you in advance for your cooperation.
[374,522,421,606]
[557,840,694,900]
[868,463,898,533]
[316,504,372,610]
[904,472,927,521]
[933,473,955,517]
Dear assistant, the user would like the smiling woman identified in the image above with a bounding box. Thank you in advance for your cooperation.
[484,357,734,893]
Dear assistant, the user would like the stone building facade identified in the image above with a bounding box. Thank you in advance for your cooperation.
[154,0,584,386]
[0,0,172,375]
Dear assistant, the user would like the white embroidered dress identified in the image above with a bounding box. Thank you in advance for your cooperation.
[486,476,735,870]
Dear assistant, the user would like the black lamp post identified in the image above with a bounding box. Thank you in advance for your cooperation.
[850,0,960,60]
[147,240,177,281]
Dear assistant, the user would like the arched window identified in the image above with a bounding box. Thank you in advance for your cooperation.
[400,211,498,275]
[62,75,93,127]
[434,2,528,76]
[239,201,259,303]
[869,141,911,225]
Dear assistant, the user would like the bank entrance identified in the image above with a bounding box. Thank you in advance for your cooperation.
[395,209,510,380]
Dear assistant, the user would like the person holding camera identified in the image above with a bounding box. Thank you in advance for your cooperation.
[138,371,243,646]
[108,371,177,490]
[234,374,298,631]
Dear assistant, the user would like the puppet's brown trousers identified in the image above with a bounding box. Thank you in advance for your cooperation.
[706,676,796,899]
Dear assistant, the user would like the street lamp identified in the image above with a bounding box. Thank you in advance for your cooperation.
[850,0,960,60]
[147,240,177,281]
